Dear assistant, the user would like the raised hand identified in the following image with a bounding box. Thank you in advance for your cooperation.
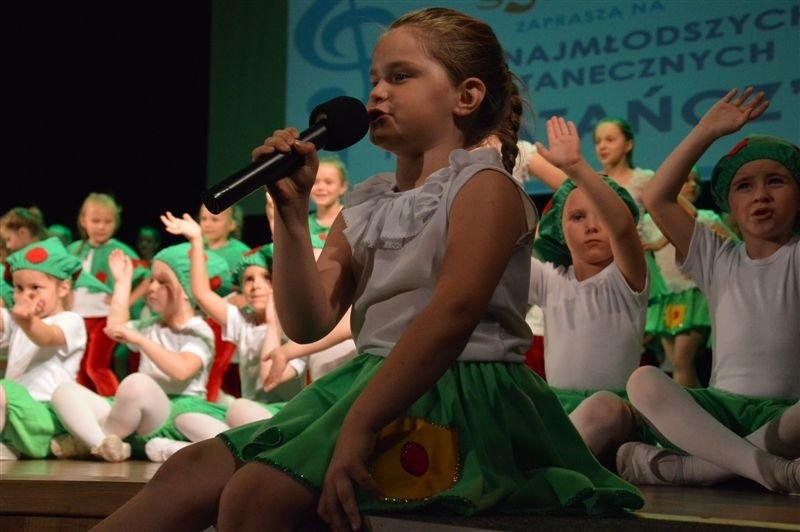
[535,117,582,171]
[698,87,770,138]
[108,249,133,283]
[160,211,202,242]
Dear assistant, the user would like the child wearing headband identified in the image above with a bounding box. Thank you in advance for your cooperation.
[619,87,799,494]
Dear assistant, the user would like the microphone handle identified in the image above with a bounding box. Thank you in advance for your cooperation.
[202,123,328,214]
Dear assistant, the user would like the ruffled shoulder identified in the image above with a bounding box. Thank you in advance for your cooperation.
[342,148,502,250]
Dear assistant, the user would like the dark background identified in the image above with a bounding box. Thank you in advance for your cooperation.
[7,3,214,249]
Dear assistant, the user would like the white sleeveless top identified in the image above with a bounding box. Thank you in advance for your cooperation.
[342,148,538,362]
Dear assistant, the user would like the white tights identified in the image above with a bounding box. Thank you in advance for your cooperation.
[175,397,273,442]
[52,373,170,448]
[627,366,800,491]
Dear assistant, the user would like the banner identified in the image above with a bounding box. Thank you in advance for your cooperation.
[286,0,799,194]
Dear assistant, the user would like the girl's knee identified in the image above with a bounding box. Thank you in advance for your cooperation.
[626,365,670,405]
[116,373,159,399]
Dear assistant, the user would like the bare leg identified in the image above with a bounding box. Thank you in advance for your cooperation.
[217,461,321,531]
[93,438,238,532]
[624,366,799,492]
[569,391,633,460]
[669,330,703,388]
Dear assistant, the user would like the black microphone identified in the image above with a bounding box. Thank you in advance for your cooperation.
[201,96,369,214]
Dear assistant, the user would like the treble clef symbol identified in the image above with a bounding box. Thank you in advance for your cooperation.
[295,0,394,108]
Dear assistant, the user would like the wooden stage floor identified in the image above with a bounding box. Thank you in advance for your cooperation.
[1,459,798,531]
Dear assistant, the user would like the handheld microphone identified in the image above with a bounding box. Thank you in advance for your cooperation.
[201,96,369,214]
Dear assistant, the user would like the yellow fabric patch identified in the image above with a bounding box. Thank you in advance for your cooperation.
[369,417,459,501]
[664,303,687,330]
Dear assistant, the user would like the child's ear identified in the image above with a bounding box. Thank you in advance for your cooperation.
[453,77,486,117]
[57,279,72,300]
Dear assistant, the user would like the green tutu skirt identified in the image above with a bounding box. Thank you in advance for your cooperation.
[219,354,643,516]
[646,288,711,337]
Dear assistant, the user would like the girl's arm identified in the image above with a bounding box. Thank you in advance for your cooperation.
[104,324,203,381]
[161,211,229,325]
[10,299,67,347]
[260,130,355,342]
[261,307,353,391]
[536,117,646,291]
[106,249,133,327]
[642,87,769,259]
[320,169,529,527]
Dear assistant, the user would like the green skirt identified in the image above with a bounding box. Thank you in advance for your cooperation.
[0,379,66,458]
[219,354,643,516]
[646,288,710,337]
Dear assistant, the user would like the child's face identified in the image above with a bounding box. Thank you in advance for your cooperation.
[367,27,462,155]
[81,204,117,246]
[562,189,613,267]
[240,265,273,312]
[137,231,159,258]
[0,227,33,252]
[147,261,185,314]
[680,172,700,203]
[727,159,800,242]
[594,123,632,169]
[199,205,235,245]
[311,163,347,210]
[12,269,70,317]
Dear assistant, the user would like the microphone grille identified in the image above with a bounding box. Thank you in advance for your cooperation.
[309,96,369,151]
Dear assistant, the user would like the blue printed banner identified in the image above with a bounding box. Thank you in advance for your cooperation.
[287,0,799,193]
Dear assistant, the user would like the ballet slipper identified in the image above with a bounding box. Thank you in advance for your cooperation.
[50,434,91,459]
[616,441,685,486]
[91,434,131,462]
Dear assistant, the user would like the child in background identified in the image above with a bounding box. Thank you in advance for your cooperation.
[0,207,50,311]
[309,156,349,255]
[0,207,49,253]
[145,213,303,461]
[641,166,736,387]
[51,243,232,461]
[96,8,641,530]
[198,203,250,273]
[48,224,74,247]
[0,238,104,459]
[619,88,799,493]
[67,193,147,396]
[135,225,162,266]
[530,117,649,465]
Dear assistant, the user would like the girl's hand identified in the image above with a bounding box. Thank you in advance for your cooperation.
[103,323,140,346]
[161,211,202,242]
[318,418,384,531]
[259,347,295,391]
[698,87,770,138]
[11,296,43,322]
[252,128,319,206]
[535,117,582,171]
[108,249,133,282]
